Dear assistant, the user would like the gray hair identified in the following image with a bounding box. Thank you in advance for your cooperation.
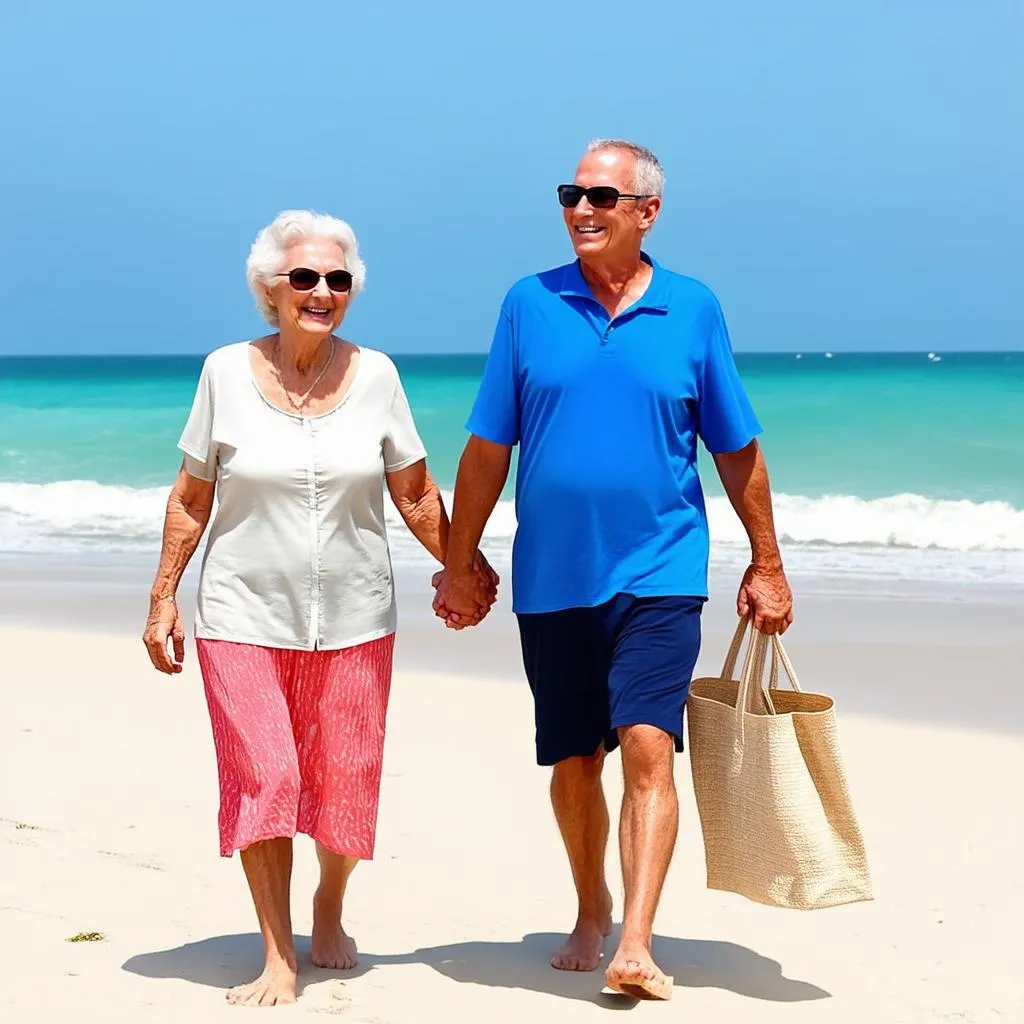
[586,138,665,197]
[246,209,367,326]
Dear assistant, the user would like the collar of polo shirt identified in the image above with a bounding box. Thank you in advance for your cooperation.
[557,251,672,314]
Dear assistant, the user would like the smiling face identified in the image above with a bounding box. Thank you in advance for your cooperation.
[563,148,661,264]
[265,238,351,337]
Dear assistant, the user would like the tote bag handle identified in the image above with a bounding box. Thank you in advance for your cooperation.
[728,617,803,731]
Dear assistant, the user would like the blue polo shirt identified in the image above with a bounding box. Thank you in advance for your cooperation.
[466,254,761,614]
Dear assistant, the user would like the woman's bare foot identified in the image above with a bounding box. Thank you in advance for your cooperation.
[226,957,297,1007]
[551,891,613,972]
[604,939,673,1000]
[312,893,358,970]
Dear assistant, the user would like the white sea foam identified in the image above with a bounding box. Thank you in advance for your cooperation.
[1,481,1022,584]
[0,481,171,553]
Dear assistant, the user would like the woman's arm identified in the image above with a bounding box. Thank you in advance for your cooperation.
[386,460,449,564]
[143,464,215,673]
[386,459,497,620]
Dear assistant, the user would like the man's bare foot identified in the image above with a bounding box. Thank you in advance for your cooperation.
[226,958,297,1007]
[551,892,613,972]
[604,940,673,1000]
[312,894,358,970]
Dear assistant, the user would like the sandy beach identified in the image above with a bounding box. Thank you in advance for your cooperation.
[2,569,1023,1023]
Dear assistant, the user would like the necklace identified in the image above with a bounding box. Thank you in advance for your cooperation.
[271,338,335,414]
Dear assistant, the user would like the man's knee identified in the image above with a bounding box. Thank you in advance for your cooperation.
[617,725,675,788]
[552,745,606,787]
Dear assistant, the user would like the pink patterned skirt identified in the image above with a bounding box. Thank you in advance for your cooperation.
[195,633,395,859]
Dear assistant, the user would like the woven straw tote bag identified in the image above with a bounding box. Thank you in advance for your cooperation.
[686,617,873,910]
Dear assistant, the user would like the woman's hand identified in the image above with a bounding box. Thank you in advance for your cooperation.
[431,549,500,629]
[143,596,186,674]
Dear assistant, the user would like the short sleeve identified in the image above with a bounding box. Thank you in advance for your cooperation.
[382,376,427,472]
[696,303,762,454]
[465,305,520,446]
[182,453,217,482]
[177,356,219,478]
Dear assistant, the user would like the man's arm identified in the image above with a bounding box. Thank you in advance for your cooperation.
[713,439,794,634]
[433,435,512,628]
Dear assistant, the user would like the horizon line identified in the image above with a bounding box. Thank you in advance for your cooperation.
[2,348,1024,360]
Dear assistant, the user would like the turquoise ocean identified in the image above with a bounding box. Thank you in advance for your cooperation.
[2,352,1022,585]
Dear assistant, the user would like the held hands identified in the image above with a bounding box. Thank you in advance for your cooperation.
[143,596,186,673]
[737,560,794,635]
[431,550,499,629]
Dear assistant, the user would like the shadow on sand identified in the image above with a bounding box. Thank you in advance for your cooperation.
[123,929,831,1006]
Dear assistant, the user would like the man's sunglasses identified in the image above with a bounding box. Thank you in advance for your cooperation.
[274,267,353,293]
[557,184,655,209]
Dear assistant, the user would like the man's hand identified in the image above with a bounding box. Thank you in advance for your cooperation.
[432,551,499,629]
[737,561,793,635]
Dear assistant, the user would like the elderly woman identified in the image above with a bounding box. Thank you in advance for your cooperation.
[142,210,497,1007]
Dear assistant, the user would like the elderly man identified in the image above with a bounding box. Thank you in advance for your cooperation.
[433,139,793,1000]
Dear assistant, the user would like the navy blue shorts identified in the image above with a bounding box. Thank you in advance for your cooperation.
[516,593,704,766]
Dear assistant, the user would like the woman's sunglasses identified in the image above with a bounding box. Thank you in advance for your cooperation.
[275,267,353,293]
[557,184,654,209]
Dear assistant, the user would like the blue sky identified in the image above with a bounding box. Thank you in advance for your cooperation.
[1,1,1021,356]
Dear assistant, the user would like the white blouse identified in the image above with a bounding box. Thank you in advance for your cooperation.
[177,341,427,651]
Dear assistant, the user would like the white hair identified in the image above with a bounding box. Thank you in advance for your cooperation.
[246,210,367,326]
[586,138,665,197]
